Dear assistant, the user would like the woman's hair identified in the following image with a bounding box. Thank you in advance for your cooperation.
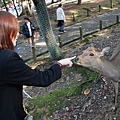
[0,11,19,50]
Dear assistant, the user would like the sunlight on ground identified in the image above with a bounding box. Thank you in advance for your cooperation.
[69,10,77,14]
[82,0,104,3]
[102,7,112,10]
[35,41,59,46]
[98,33,106,36]
[102,7,118,10]
[96,30,108,37]
[35,42,46,46]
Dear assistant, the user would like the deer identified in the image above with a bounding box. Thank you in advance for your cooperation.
[74,41,120,111]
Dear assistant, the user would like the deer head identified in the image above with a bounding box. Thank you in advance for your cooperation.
[75,46,110,68]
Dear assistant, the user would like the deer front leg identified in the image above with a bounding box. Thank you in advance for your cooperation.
[111,81,119,111]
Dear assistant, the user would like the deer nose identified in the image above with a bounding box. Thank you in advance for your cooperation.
[74,57,79,63]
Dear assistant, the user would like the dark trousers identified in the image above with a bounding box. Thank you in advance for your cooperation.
[58,20,64,32]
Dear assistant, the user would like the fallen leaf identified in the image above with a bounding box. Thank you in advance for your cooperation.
[84,89,90,95]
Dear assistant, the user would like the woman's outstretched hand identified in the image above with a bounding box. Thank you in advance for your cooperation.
[57,56,76,68]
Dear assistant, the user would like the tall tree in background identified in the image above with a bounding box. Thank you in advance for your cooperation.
[1,0,8,11]
[77,0,82,4]
[32,0,63,60]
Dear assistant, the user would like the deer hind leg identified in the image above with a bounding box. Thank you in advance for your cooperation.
[111,81,119,111]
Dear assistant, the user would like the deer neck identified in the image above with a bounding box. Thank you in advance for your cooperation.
[92,58,119,79]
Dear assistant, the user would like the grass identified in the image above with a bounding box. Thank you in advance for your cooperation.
[25,85,79,118]
[25,65,99,119]
[80,38,90,44]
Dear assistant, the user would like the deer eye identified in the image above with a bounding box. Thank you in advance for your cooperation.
[89,53,94,56]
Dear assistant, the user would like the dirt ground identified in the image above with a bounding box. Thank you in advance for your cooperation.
[48,0,113,29]
[24,24,120,120]
[21,0,120,120]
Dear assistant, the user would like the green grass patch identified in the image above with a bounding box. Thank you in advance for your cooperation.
[81,38,90,44]
[25,85,80,118]
[25,65,99,119]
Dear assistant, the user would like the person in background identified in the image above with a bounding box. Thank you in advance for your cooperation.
[0,11,75,120]
[8,3,17,18]
[56,3,66,34]
[22,17,35,47]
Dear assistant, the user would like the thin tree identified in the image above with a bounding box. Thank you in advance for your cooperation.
[77,0,82,5]
[12,0,19,17]
[32,0,63,60]
[2,0,8,11]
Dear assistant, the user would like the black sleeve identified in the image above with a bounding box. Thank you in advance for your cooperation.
[5,52,62,87]
[22,24,27,35]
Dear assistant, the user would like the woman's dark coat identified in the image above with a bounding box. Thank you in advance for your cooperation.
[0,50,61,120]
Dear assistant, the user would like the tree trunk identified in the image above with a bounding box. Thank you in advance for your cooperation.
[52,0,54,4]
[12,0,19,17]
[32,0,63,60]
[2,0,8,11]
[77,0,82,5]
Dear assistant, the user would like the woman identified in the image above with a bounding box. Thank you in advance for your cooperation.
[0,11,75,120]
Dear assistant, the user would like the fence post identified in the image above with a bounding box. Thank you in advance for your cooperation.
[110,0,113,8]
[58,35,62,47]
[32,46,37,62]
[116,15,119,24]
[72,13,75,22]
[31,37,37,62]
[87,9,90,16]
[79,26,83,40]
[98,5,101,12]
[99,20,102,30]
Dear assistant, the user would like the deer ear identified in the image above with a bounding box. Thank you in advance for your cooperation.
[99,46,110,57]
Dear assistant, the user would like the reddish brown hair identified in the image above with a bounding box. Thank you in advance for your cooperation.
[0,11,19,50]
